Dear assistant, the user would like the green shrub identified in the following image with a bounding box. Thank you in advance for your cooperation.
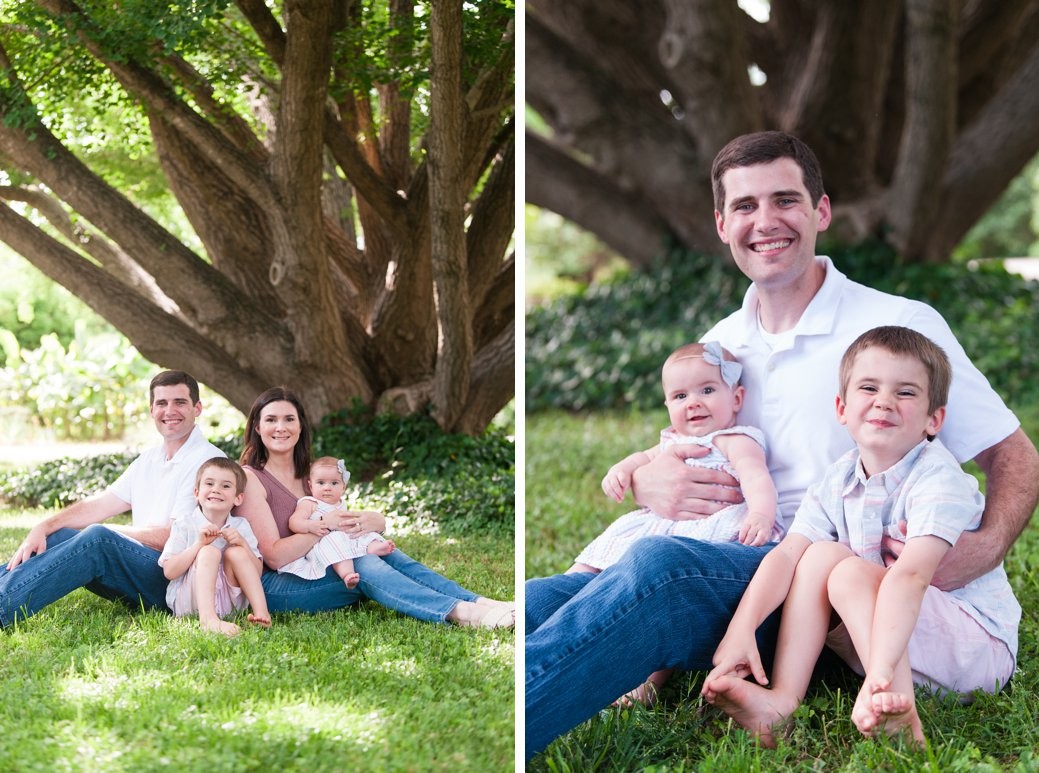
[527,239,1039,412]
[0,451,138,509]
[0,410,514,533]
[525,247,748,411]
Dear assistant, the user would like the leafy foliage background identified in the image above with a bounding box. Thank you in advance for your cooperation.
[526,240,1039,413]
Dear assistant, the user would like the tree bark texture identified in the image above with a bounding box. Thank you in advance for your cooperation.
[526,0,1039,266]
[0,0,514,433]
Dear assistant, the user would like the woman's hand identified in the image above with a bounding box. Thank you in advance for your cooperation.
[325,509,386,535]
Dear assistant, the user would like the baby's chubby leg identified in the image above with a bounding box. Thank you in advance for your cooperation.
[368,539,395,556]
[332,558,360,590]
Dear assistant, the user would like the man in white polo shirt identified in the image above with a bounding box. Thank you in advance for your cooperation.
[524,131,1039,759]
[0,370,224,626]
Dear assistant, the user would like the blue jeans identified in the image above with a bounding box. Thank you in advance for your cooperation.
[524,536,779,759]
[0,526,478,627]
[0,525,168,626]
[262,548,479,622]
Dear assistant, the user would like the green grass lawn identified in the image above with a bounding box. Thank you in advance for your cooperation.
[0,514,515,772]
[526,410,1039,770]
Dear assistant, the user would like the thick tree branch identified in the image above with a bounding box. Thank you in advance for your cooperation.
[35,0,278,213]
[527,132,700,267]
[887,0,960,260]
[932,34,1039,260]
[429,0,471,430]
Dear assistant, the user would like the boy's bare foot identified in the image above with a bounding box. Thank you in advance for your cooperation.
[247,612,272,628]
[369,540,395,556]
[853,688,925,744]
[702,674,797,748]
[343,572,360,589]
[200,617,241,637]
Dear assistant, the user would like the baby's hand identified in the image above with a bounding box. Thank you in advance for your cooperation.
[601,465,632,503]
[309,520,331,536]
[737,511,774,547]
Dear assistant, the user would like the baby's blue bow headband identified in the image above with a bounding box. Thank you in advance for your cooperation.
[337,459,351,485]
[677,341,742,387]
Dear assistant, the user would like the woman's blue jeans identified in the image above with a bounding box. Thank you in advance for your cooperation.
[262,548,479,622]
[0,527,478,627]
[524,536,778,760]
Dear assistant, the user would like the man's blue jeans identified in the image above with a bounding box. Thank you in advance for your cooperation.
[0,527,480,627]
[0,525,168,625]
[525,536,779,759]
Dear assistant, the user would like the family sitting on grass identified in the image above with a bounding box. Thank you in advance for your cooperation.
[0,372,515,637]
[525,131,1039,758]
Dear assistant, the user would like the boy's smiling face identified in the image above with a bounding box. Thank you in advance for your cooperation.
[195,466,244,522]
[836,347,945,475]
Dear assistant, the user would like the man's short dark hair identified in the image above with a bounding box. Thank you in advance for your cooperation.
[149,370,201,405]
[711,131,826,213]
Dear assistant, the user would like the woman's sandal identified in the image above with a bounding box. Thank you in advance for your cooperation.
[457,603,515,629]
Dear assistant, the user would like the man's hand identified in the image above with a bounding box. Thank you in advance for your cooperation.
[6,524,49,571]
[882,521,998,592]
[630,444,742,520]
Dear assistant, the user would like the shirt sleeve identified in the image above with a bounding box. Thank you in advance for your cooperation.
[903,460,985,546]
[787,478,840,543]
[158,514,194,566]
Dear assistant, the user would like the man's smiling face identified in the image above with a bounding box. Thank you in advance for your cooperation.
[150,383,200,443]
[714,157,831,292]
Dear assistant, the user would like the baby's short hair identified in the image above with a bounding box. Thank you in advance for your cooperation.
[310,456,347,482]
[195,456,247,494]
[838,326,951,413]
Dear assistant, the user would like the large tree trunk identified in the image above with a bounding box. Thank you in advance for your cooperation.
[0,1,514,433]
[526,0,1039,266]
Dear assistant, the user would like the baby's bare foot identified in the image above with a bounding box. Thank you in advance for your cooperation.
[702,674,796,748]
[369,540,395,556]
[343,572,360,589]
[200,617,240,637]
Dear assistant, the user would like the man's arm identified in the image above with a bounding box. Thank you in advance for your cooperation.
[105,524,173,552]
[935,428,1039,589]
[891,429,1039,591]
[629,444,742,520]
[6,491,130,570]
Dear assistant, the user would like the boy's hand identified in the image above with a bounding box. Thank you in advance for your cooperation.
[198,525,220,545]
[702,627,768,697]
[737,511,774,546]
[220,526,245,547]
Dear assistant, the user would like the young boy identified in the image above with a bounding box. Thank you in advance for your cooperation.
[158,457,272,636]
[702,326,1020,746]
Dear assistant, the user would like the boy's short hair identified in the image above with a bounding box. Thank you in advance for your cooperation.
[195,457,247,494]
[150,370,201,405]
[711,130,826,213]
[839,326,951,414]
